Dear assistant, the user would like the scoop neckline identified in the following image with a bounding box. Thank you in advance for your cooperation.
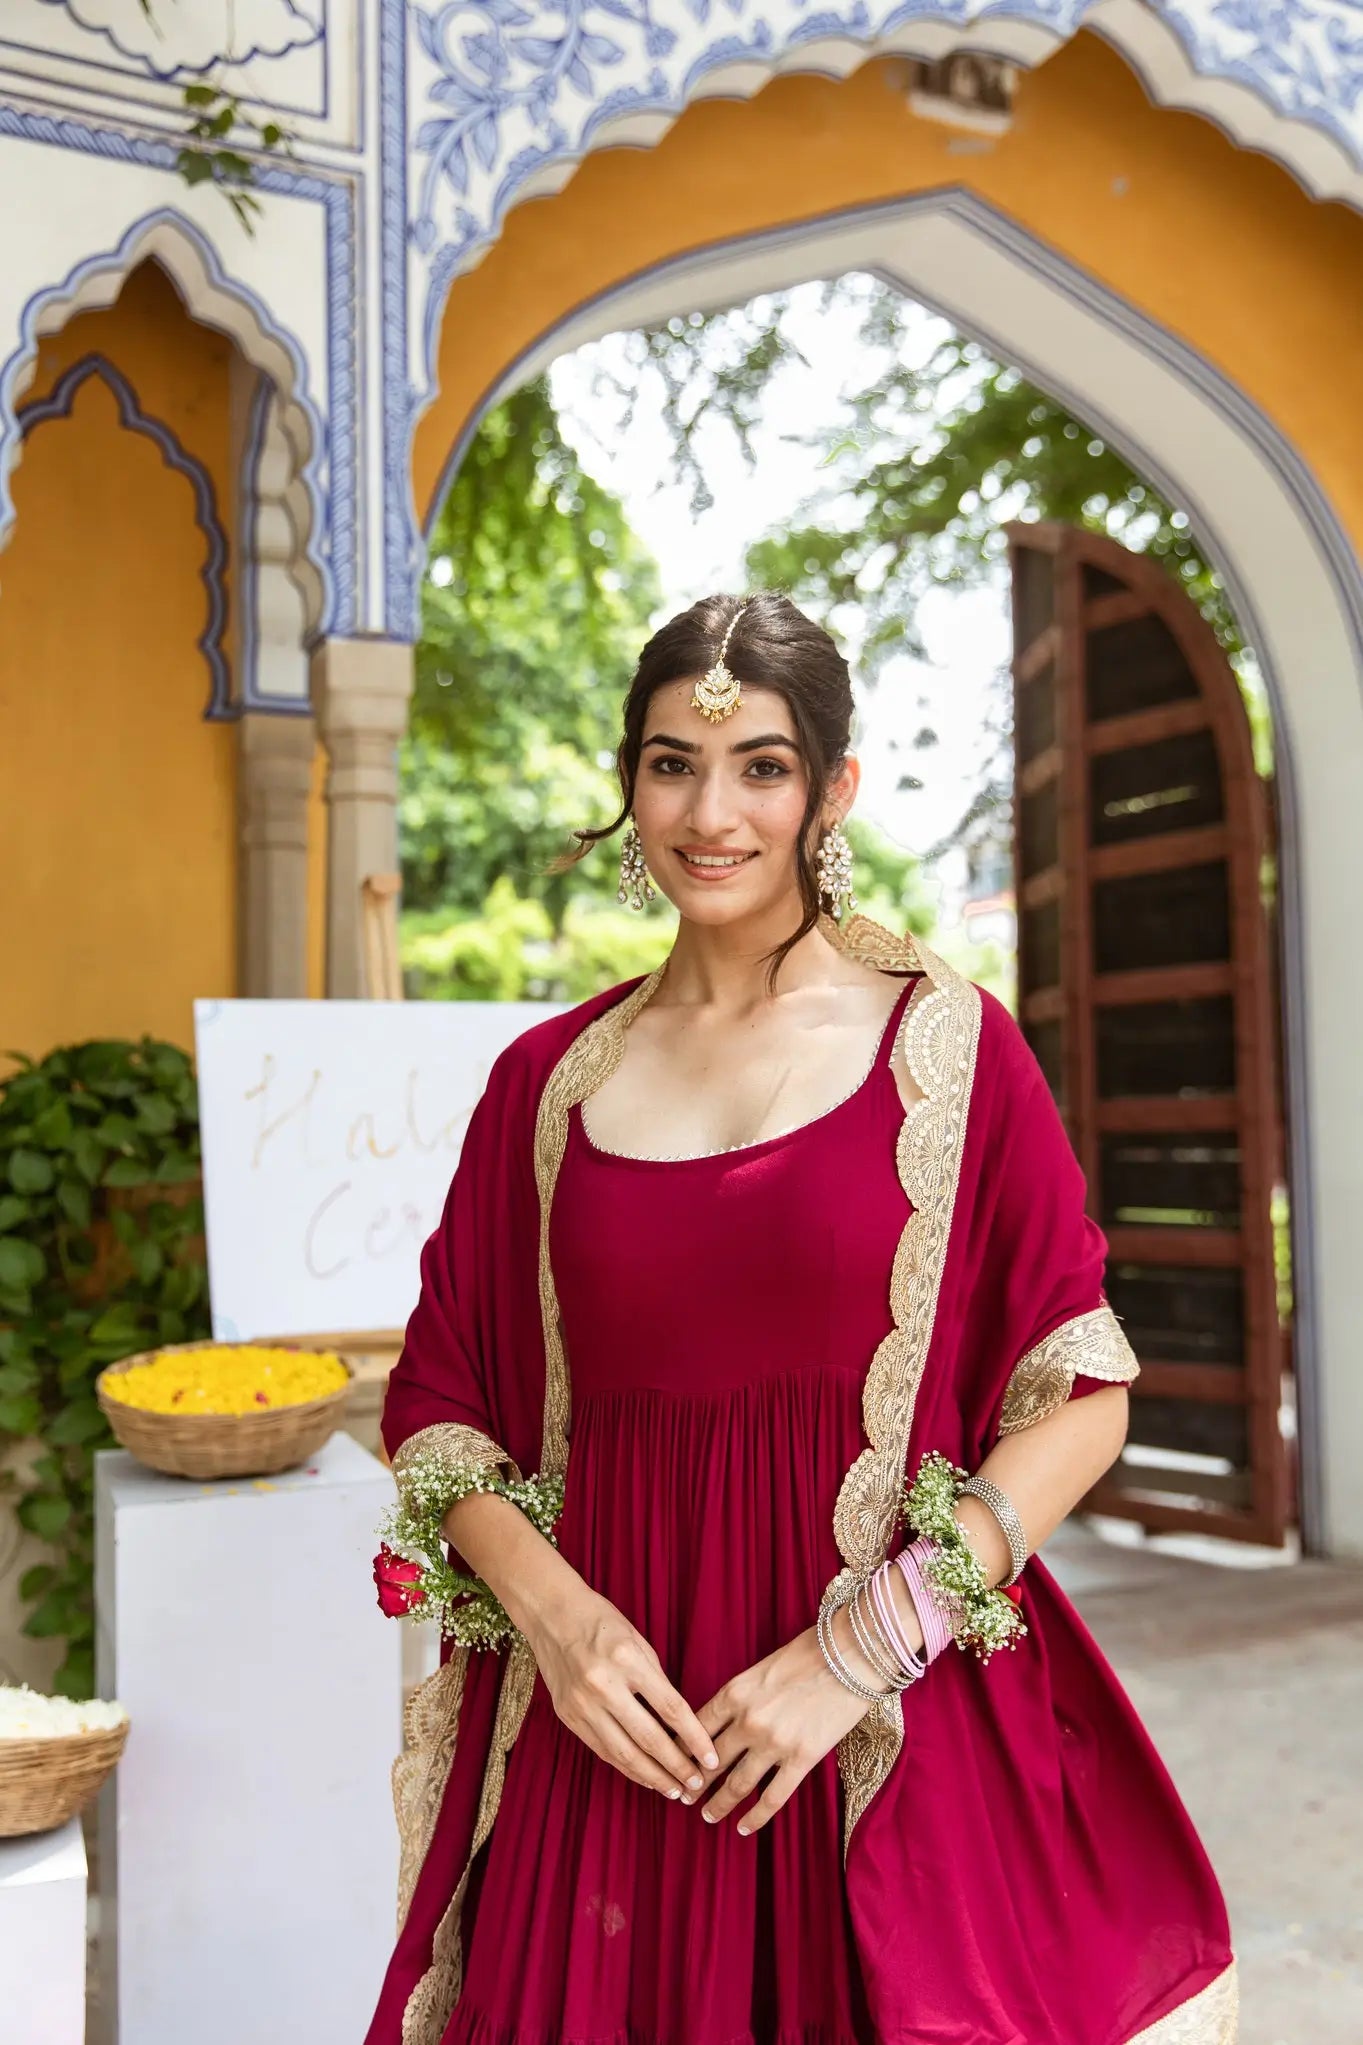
[575,974,918,1167]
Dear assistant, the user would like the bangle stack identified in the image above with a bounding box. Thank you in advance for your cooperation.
[816,1455,1032,1693]
[817,1555,929,1701]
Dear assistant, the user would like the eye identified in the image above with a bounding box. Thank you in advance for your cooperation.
[745,757,790,780]
[648,754,691,775]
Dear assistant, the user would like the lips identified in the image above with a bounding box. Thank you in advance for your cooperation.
[674,848,758,877]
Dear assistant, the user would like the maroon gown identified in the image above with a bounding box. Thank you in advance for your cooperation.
[443,979,1103,2044]
[367,938,1236,2045]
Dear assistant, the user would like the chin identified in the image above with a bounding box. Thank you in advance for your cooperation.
[668,877,792,928]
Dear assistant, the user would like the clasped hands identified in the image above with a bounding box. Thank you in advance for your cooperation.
[524,1580,914,1839]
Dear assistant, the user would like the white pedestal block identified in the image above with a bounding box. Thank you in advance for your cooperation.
[0,1816,87,2043]
[95,1433,401,2045]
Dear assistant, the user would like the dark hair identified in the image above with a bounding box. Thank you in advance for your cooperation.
[558,590,855,987]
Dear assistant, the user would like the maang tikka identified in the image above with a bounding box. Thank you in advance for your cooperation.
[690,604,746,724]
[617,817,656,912]
[816,816,857,921]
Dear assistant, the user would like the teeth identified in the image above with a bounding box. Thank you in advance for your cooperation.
[684,853,747,867]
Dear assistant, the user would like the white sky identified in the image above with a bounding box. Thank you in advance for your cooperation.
[548,279,1012,909]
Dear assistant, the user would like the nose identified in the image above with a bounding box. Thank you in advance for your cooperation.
[685,765,742,840]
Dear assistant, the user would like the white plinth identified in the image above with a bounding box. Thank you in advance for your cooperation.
[0,1816,87,2043]
[95,1433,401,2045]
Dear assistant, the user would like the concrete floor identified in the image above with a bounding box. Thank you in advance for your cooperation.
[1048,1520,1363,2045]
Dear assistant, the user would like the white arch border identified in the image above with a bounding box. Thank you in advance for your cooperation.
[432,190,1363,1558]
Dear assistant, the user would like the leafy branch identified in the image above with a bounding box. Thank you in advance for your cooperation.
[0,1041,208,1695]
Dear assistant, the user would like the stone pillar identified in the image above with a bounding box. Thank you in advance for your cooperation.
[311,637,414,998]
[237,711,315,997]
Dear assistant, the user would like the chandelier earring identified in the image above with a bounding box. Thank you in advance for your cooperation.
[617,818,656,912]
[816,816,857,922]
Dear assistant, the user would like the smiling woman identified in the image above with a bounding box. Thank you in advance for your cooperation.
[365,593,1235,2045]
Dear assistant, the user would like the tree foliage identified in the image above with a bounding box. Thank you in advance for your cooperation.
[403,377,662,928]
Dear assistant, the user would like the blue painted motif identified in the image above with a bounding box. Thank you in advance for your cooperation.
[17,352,233,719]
[0,111,354,634]
[38,0,323,80]
[402,0,1363,384]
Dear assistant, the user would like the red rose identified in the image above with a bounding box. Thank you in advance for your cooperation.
[373,1544,426,1617]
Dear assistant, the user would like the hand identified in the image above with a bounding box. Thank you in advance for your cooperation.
[689,1607,894,1836]
[523,1580,720,1799]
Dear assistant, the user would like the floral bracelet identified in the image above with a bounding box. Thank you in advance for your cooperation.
[900,1450,1028,1663]
[373,1446,564,1650]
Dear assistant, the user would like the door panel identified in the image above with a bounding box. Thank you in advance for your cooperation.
[1007,523,1291,1544]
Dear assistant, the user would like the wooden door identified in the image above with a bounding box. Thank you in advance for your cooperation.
[1007,522,1292,1545]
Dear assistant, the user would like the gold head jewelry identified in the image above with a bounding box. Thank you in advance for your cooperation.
[690,604,746,723]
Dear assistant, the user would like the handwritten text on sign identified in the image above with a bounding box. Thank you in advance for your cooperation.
[194,999,564,1339]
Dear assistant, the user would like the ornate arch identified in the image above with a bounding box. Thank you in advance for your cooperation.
[0,208,329,641]
[401,0,1363,427]
[17,350,232,718]
[413,181,1363,1551]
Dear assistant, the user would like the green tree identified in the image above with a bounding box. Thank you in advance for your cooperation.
[403,377,663,927]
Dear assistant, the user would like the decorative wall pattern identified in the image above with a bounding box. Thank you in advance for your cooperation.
[403,0,1363,359]
[38,0,322,77]
[0,0,1362,637]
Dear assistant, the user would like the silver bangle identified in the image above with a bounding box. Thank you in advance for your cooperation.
[847,1582,914,1692]
[816,1602,886,1701]
[959,1473,1029,1587]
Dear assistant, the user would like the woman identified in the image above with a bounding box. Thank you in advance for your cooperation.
[365,592,1236,2045]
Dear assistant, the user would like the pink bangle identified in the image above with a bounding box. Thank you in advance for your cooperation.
[894,1537,953,1664]
[867,1559,924,1683]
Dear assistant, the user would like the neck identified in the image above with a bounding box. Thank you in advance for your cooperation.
[658,907,847,1011]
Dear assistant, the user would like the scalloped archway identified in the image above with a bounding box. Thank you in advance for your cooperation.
[0,208,328,640]
[412,37,1363,1556]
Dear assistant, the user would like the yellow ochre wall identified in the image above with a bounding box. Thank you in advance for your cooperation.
[413,33,1363,548]
[0,263,238,1065]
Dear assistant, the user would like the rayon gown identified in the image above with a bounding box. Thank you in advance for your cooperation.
[441,976,1112,2045]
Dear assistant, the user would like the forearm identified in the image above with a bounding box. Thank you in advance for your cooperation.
[440,1489,584,1640]
[829,1387,1129,1693]
[958,1384,1130,1585]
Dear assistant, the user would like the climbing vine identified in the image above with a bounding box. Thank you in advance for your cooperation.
[0,1041,208,1696]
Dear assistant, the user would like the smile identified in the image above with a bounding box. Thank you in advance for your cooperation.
[675,849,757,875]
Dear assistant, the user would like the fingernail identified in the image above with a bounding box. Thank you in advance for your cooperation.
[702,1808,717,1823]
[736,1824,749,1837]
[704,1752,719,1769]
[687,1774,703,1790]
[667,1787,681,1800]
[680,1794,694,1806]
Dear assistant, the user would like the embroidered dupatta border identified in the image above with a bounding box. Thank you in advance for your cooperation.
[398,967,666,2045]
[1128,1960,1238,2042]
[815,916,984,1855]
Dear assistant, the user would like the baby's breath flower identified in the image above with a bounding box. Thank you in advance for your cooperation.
[901,1451,1027,1663]
[377,1448,564,1649]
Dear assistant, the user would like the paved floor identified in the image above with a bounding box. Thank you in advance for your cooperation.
[1048,1520,1363,2045]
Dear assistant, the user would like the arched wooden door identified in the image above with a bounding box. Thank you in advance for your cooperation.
[1007,522,1292,1545]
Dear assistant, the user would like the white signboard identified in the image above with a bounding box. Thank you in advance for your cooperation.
[193,999,566,1340]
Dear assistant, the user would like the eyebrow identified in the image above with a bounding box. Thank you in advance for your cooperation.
[642,732,799,756]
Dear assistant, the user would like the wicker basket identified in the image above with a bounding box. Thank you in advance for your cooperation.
[96,1342,354,1480]
[0,1719,129,1838]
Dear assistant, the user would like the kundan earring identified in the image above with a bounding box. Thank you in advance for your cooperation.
[617,819,656,912]
[816,817,857,921]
